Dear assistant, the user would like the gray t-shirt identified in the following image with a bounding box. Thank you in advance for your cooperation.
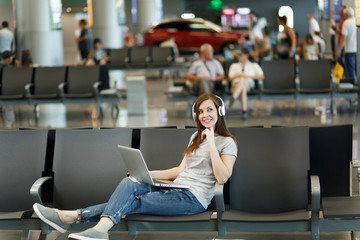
[174,132,238,209]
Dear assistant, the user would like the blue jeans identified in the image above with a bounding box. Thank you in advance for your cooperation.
[344,52,357,84]
[77,177,205,225]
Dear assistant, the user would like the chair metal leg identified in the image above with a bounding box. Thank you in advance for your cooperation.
[21,230,31,240]
[111,104,119,118]
[38,233,48,240]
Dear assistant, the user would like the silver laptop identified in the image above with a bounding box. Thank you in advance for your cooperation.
[117,145,189,189]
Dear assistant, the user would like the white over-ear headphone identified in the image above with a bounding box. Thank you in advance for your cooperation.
[192,95,226,120]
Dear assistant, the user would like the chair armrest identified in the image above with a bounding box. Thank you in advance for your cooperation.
[30,176,52,205]
[352,159,360,168]
[58,82,67,96]
[25,83,34,96]
[310,175,321,211]
[215,183,225,212]
[93,81,102,95]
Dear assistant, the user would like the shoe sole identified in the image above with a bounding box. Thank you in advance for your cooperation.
[68,233,107,240]
[33,203,67,233]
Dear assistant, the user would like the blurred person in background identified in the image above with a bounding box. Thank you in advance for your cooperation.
[276,16,296,59]
[76,19,91,60]
[307,13,320,36]
[313,31,326,58]
[86,38,108,66]
[0,21,14,58]
[228,48,264,120]
[160,36,179,58]
[21,50,33,67]
[337,7,357,83]
[250,27,272,61]
[0,50,18,67]
[187,44,225,95]
[302,34,319,60]
[333,5,346,66]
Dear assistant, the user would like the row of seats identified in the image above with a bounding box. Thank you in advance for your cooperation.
[107,46,177,69]
[0,66,121,118]
[167,59,359,115]
[0,125,357,239]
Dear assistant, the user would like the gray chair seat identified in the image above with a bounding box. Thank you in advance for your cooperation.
[0,94,24,99]
[222,209,310,222]
[298,88,332,93]
[63,93,93,98]
[335,84,359,93]
[322,197,360,218]
[262,89,296,94]
[29,93,58,99]
[126,211,213,222]
[0,211,33,220]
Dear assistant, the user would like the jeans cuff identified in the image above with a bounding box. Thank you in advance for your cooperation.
[76,209,82,223]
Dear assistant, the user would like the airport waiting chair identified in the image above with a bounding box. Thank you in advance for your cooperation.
[0,130,49,239]
[129,47,151,68]
[125,127,219,235]
[307,125,360,239]
[26,67,67,107]
[60,66,100,100]
[30,128,133,236]
[108,48,129,69]
[217,127,319,240]
[297,60,333,105]
[97,65,122,118]
[260,60,297,100]
[59,66,101,117]
[0,67,33,105]
[309,125,353,198]
[297,60,334,113]
[150,46,174,67]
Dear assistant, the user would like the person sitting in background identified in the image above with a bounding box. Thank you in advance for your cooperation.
[228,48,264,120]
[302,34,319,60]
[187,43,225,95]
[86,38,108,66]
[250,27,272,61]
[160,36,179,58]
[21,50,33,67]
[313,31,326,58]
[0,50,17,67]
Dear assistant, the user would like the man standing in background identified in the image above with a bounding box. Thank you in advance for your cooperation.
[76,19,91,60]
[337,7,357,84]
[0,21,14,58]
[307,13,320,36]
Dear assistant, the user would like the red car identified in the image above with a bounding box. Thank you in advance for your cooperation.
[144,18,246,54]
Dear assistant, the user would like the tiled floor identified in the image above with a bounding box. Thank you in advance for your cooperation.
[0,76,359,239]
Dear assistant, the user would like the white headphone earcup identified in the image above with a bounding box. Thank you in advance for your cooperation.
[192,103,196,120]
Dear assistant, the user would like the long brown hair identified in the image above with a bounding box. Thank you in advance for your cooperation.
[182,93,238,157]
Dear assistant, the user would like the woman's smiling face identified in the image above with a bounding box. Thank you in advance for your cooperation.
[198,99,218,129]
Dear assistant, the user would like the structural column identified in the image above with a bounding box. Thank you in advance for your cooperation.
[91,0,124,48]
[135,0,163,34]
[14,0,64,66]
[92,0,126,88]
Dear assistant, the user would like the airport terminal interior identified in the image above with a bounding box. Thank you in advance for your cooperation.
[1,0,360,239]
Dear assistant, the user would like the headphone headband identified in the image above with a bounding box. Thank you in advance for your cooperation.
[192,95,226,120]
